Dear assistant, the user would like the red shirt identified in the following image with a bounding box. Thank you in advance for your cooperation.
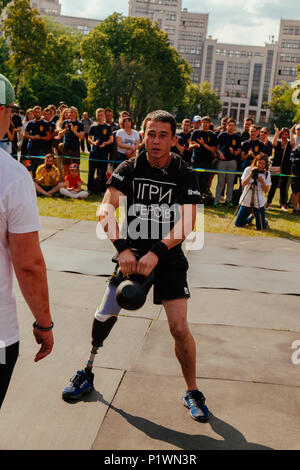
[65,173,81,189]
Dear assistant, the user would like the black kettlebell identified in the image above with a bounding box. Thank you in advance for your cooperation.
[116,271,155,311]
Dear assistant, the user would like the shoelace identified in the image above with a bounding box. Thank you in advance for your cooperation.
[187,391,205,407]
[70,372,86,388]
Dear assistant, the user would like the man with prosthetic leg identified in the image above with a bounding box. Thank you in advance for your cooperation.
[62,110,210,422]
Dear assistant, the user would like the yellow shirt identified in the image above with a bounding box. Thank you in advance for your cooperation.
[36,164,60,187]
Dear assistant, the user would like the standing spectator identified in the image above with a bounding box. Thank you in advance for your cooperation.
[290,144,300,215]
[189,116,217,194]
[58,106,84,176]
[215,116,228,136]
[80,112,93,152]
[259,127,273,157]
[0,117,15,154]
[20,108,34,159]
[0,73,53,408]
[240,117,254,143]
[11,106,22,159]
[191,115,202,132]
[105,108,119,133]
[34,154,63,197]
[293,124,300,148]
[60,163,89,199]
[43,107,56,154]
[49,105,59,125]
[24,105,51,177]
[214,118,241,207]
[87,108,113,195]
[105,108,120,167]
[53,107,70,178]
[241,125,264,170]
[267,125,295,211]
[19,109,25,122]
[179,118,192,165]
[116,116,141,162]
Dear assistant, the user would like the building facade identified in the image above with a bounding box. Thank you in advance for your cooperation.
[201,38,278,123]
[275,19,300,86]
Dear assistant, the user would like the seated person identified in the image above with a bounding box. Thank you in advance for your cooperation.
[34,154,63,197]
[60,163,89,199]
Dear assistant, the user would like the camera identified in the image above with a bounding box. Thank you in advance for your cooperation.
[252,168,264,180]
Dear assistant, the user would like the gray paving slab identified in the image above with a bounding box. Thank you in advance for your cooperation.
[187,262,300,294]
[0,359,123,450]
[133,321,300,386]
[187,245,300,273]
[159,288,300,332]
[39,215,78,230]
[93,373,300,450]
[41,228,113,252]
[41,245,115,276]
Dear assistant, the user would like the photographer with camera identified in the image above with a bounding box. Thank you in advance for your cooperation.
[235,154,271,230]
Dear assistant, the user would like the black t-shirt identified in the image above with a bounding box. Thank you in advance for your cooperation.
[290,145,300,176]
[106,151,201,256]
[241,139,264,169]
[62,119,84,151]
[217,132,241,161]
[26,119,50,156]
[190,130,217,167]
[273,140,292,173]
[89,124,112,159]
[11,114,22,155]
[179,131,192,164]
[261,140,273,157]
[240,131,250,143]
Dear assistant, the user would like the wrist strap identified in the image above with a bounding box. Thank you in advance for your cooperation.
[150,241,169,259]
[113,239,130,254]
[33,321,54,331]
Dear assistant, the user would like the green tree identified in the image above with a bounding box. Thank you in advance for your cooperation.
[176,81,222,122]
[0,36,11,77]
[2,0,47,94]
[81,13,191,124]
[265,81,298,129]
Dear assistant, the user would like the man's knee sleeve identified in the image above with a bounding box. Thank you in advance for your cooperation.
[91,316,117,347]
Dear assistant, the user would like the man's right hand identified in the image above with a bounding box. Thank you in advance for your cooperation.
[33,329,54,362]
[118,249,137,275]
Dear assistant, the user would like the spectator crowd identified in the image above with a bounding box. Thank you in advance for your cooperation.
[1,102,299,220]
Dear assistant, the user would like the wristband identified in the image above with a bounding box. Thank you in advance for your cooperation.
[150,241,169,259]
[33,321,54,331]
[113,239,130,254]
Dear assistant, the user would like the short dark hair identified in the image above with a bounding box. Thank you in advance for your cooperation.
[202,116,211,122]
[142,110,177,137]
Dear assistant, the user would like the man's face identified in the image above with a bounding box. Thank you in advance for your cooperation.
[34,108,41,120]
[244,119,252,131]
[83,112,88,119]
[182,121,191,133]
[260,128,268,140]
[44,110,51,121]
[202,119,210,131]
[106,111,113,123]
[227,122,236,134]
[45,157,54,169]
[250,126,257,140]
[144,120,175,160]
[193,120,201,130]
[96,111,105,123]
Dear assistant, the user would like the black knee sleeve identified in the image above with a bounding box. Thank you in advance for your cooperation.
[91,316,117,347]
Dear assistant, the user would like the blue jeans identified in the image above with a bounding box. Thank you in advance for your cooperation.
[235,205,267,230]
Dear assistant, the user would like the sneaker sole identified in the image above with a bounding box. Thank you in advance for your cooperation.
[182,399,210,422]
[62,385,94,401]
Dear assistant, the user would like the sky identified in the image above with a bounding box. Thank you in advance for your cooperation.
[60,0,300,46]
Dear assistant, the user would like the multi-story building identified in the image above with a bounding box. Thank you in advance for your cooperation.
[129,0,208,84]
[30,0,101,35]
[201,38,278,123]
[275,19,300,86]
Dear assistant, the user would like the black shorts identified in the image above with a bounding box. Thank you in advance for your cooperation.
[291,175,300,193]
[153,254,190,305]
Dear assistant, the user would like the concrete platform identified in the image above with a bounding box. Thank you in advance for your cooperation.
[0,216,300,450]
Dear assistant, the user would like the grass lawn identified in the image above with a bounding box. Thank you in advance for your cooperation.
[37,154,300,241]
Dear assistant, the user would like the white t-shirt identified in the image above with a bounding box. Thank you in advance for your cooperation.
[0,148,41,347]
[239,166,271,208]
[116,129,140,154]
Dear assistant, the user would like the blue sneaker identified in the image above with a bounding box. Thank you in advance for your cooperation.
[182,390,210,422]
[62,369,94,401]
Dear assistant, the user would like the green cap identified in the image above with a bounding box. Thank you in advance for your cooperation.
[0,73,15,106]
